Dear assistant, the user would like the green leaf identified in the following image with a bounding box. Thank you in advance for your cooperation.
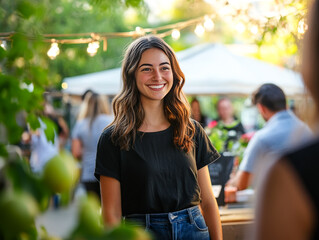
[26,114,40,130]
[17,0,37,19]
[125,0,143,7]
[0,46,6,60]
[41,117,57,144]
[0,144,8,157]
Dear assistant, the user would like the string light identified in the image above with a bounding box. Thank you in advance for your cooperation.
[61,82,68,89]
[135,26,145,37]
[87,41,100,56]
[204,16,214,31]
[0,40,7,50]
[194,24,205,37]
[0,4,307,60]
[171,29,180,40]
[47,42,60,59]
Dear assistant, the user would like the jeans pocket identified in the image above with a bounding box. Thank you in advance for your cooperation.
[193,214,208,231]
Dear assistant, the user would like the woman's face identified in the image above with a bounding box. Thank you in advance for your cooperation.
[135,48,173,104]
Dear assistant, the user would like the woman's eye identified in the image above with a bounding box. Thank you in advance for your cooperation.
[162,66,170,71]
[141,68,151,72]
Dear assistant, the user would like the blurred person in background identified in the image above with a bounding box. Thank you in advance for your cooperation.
[28,100,69,174]
[211,97,245,153]
[226,84,312,196]
[254,1,319,239]
[216,97,245,134]
[190,97,208,128]
[71,92,113,200]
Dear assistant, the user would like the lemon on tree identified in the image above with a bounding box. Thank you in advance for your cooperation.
[76,194,103,236]
[107,224,151,240]
[0,190,39,235]
[42,150,79,193]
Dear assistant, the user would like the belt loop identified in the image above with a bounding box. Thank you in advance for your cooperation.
[145,214,150,228]
[187,207,194,224]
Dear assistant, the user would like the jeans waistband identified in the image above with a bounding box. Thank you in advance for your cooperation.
[124,205,201,224]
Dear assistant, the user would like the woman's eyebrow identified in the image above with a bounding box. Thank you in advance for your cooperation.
[159,62,170,66]
[138,63,152,69]
[138,62,170,69]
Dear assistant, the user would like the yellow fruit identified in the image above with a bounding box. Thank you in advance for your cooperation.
[133,227,152,240]
[42,151,78,193]
[0,191,39,234]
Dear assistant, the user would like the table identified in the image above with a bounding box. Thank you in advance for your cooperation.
[220,207,254,240]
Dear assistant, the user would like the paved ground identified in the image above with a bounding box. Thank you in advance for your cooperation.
[36,200,79,238]
[35,186,86,238]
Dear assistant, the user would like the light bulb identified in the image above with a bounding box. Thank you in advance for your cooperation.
[47,42,60,60]
[61,82,68,89]
[87,41,100,56]
[135,26,145,36]
[195,24,205,37]
[171,29,180,40]
[0,40,7,50]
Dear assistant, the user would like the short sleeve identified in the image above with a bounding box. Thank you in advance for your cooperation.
[193,120,221,170]
[239,133,264,173]
[71,120,81,139]
[94,127,121,182]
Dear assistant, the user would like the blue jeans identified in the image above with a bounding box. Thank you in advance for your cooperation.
[124,205,210,240]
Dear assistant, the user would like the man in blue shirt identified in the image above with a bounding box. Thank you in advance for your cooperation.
[226,83,312,192]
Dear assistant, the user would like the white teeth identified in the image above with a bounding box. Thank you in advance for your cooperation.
[149,84,164,89]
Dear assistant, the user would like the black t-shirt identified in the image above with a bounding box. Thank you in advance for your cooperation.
[284,138,319,240]
[95,120,220,216]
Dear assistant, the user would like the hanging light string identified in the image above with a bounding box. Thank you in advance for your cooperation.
[0,5,308,59]
[0,15,208,43]
[0,15,213,58]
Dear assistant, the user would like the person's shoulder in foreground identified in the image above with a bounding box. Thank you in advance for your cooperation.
[254,137,319,240]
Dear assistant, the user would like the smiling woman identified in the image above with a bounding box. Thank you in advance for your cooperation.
[135,48,173,107]
[94,36,223,240]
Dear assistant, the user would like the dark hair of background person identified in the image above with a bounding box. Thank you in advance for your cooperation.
[252,83,287,112]
[110,35,195,152]
[190,97,207,127]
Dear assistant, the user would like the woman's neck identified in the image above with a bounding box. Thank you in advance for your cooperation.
[139,100,170,132]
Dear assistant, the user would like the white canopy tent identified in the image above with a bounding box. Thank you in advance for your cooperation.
[62,43,305,96]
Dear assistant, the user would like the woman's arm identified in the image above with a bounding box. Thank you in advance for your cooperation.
[254,159,314,240]
[71,139,82,159]
[100,175,122,228]
[198,166,223,240]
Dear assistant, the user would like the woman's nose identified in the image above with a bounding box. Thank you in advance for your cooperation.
[152,69,162,80]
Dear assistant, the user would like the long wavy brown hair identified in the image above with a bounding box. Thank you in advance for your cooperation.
[110,36,195,152]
